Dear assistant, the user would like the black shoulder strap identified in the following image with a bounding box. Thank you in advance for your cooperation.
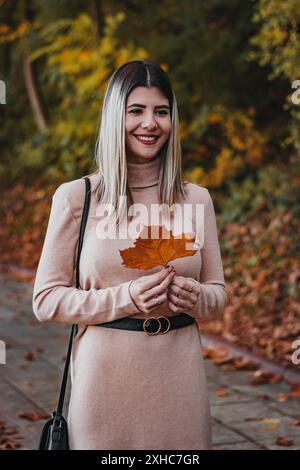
[55,176,91,417]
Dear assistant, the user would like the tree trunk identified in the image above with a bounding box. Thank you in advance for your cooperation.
[92,0,105,39]
[22,0,47,132]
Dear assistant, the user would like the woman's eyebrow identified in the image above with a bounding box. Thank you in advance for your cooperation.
[127,103,170,109]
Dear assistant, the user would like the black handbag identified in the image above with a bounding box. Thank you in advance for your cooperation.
[38,176,91,450]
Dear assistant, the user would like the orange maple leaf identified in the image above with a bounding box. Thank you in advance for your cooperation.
[119,225,198,270]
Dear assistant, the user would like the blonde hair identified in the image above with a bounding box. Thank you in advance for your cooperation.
[92,59,188,228]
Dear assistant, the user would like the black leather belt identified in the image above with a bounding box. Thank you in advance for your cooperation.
[94,313,195,336]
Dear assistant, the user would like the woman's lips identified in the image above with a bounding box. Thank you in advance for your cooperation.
[134,135,160,146]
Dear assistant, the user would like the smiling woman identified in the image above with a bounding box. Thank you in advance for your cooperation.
[32,59,227,450]
[125,87,172,162]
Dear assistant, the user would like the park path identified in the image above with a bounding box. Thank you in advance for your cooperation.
[0,272,300,450]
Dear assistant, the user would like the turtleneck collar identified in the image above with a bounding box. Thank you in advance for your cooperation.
[127,156,161,189]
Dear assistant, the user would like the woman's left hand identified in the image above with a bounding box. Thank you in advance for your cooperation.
[167,275,201,314]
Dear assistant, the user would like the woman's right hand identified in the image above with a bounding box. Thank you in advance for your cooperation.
[129,266,176,314]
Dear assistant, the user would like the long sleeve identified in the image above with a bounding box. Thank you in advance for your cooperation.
[32,183,141,324]
[188,189,227,319]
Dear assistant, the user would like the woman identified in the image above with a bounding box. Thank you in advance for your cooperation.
[32,59,227,450]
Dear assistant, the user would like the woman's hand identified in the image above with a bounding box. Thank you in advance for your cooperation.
[167,275,201,314]
[129,266,176,314]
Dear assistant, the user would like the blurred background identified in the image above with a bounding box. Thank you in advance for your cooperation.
[0,0,300,450]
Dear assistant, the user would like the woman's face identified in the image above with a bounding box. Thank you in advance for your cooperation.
[125,86,172,163]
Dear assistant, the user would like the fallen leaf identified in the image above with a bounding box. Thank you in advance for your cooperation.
[250,370,283,385]
[209,347,234,366]
[0,437,21,449]
[232,357,257,370]
[245,417,263,422]
[290,383,300,399]
[215,389,229,397]
[24,351,35,361]
[277,393,289,402]
[276,437,294,447]
[3,428,18,435]
[255,443,267,449]
[213,355,234,366]
[202,347,213,359]
[262,418,280,430]
[0,421,23,450]
[291,419,300,426]
[220,363,237,371]
[18,411,51,421]
[257,394,270,400]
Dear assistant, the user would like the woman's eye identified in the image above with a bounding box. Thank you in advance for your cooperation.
[129,109,168,116]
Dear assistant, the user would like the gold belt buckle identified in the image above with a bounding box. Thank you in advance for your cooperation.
[143,316,171,336]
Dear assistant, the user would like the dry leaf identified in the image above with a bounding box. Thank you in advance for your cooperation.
[18,411,51,421]
[250,370,283,385]
[290,383,300,398]
[24,351,35,361]
[215,389,229,397]
[245,417,263,422]
[0,437,21,449]
[262,418,280,430]
[257,394,270,400]
[255,443,267,449]
[202,347,213,359]
[232,357,257,370]
[213,356,234,366]
[291,419,300,426]
[19,364,28,369]
[3,428,18,435]
[277,393,289,402]
[0,421,23,450]
[119,225,198,269]
[276,437,294,447]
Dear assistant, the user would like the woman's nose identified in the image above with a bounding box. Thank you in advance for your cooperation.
[141,119,158,129]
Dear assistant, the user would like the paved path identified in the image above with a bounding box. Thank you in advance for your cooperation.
[0,273,300,450]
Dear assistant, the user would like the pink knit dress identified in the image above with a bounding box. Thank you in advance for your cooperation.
[32,156,227,450]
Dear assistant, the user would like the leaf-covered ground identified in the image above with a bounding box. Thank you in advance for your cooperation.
[196,164,300,370]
